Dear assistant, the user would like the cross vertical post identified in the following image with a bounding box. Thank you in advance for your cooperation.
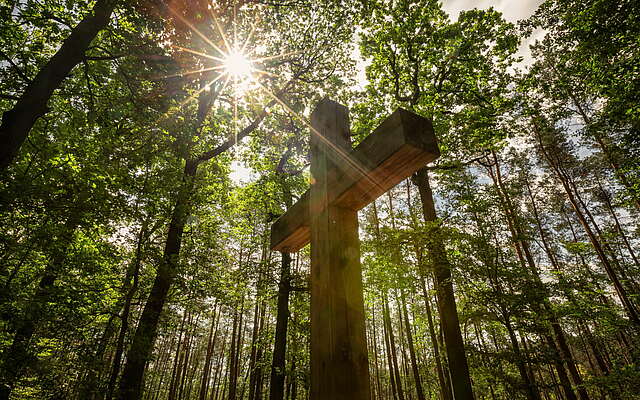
[309,99,371,400]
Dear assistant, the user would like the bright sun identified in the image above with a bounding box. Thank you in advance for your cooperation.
[224,50,253,79]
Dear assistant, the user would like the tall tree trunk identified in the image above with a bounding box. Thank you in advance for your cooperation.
[568,94,640,211]
[178,312,199,400]
[117,159,198,399]
[384,292,405,400]
[200,306,220,400]
[501,311,542,400]
[169,311,189,400]
[382,293,401,400]
[0,0,116,169]
[107,222,148,399]
[412,167,475,400]
[79,313,118,399]
[419,276,452,400]
[249,298,266,400]
[269,252,292,400]
[228,299,244,400]
[371,306,384,400]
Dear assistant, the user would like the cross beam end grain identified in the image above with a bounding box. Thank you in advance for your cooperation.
[332,108,439,210]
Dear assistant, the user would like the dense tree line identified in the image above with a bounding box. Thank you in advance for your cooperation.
[0,0,638,399]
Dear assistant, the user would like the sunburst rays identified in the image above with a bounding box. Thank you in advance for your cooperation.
[157,2,379,191]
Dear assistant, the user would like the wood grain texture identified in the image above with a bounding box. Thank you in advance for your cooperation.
[309,99,370,400]
[270,107,439,252]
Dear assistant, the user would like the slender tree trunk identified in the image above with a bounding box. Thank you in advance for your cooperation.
[502,312,542,400]
[248,300,261,400]
[107,222,148,399]
[371,306,383,400]
[79,313,118,399]
[400,289,426,400]
[598,183,640,269]
[270,252,292,400]
[169,311,189,400]
[253,301,266,400]
[0,0,116,169]
[200,306,220,400]
[384,292,405,400]
[419,275,451,400]
[568,94,640,211]
[412,167,475,400]
[228,299,244,400]
[382,293,400,400]
[178,313,199,400]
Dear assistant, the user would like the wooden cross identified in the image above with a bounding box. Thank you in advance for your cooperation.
[270,98,440,400]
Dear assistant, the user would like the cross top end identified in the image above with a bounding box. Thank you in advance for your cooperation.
[270,99,440,253]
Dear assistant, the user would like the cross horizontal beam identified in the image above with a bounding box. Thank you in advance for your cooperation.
[270,108,439,252]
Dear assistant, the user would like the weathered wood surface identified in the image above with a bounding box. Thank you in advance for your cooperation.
[308,99,370,400]
[270,106,439,252]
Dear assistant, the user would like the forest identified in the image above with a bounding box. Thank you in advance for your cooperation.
[0,0,639,399]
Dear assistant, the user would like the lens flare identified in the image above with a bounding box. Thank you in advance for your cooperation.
[224,50,253,79]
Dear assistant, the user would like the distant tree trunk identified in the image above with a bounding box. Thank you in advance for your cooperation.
[412,167,475,400]
[371,306,383,400]
[228,299,244,400]
[382,293,399,400]
[400,289,426,400]
[568,94,640,212]
[255,333,266,400]
[248,299,263,400]
[169,311,189,400]
[211,324,229,400]
[501,311,542,400]
[472,322,497,400]
[178,313,200,400]
[79,313,118,399]
[418,276,452,400]
[252,301,266,400]
[0,0,116,169]
[200,306,220,400]
[383,292,405,400]
[394,293,412,398]
[597,182,640,269]
[150,332,178,400]
[269,252,292,400]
